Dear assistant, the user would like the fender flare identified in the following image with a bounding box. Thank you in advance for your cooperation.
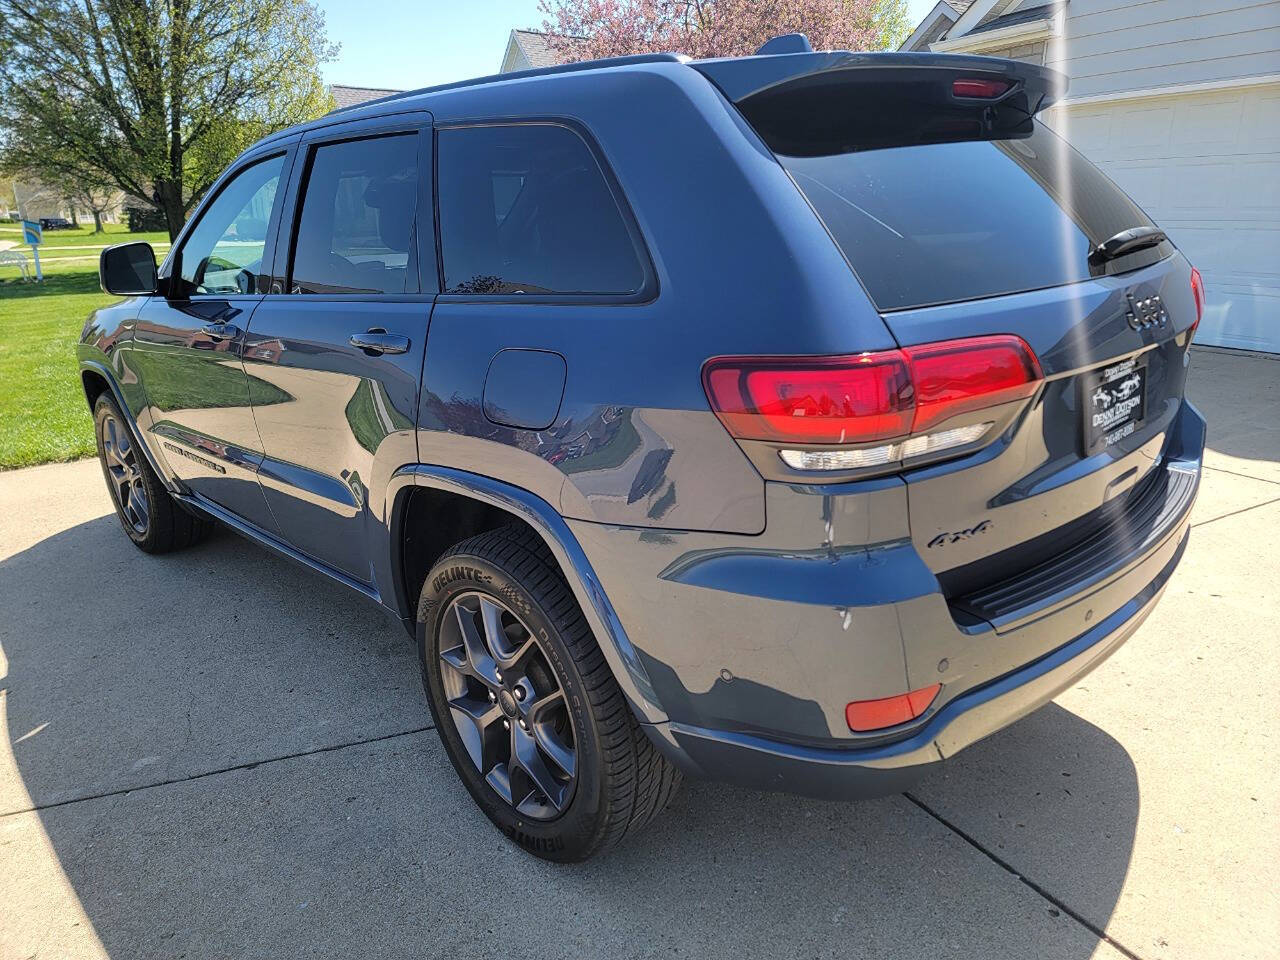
[79,359,182,496]
[391,464,668,725]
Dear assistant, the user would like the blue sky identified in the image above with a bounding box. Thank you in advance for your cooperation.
[316,0,938,91]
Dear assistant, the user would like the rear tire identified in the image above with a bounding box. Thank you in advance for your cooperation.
[417,524,681,862]
[93,392,213,554]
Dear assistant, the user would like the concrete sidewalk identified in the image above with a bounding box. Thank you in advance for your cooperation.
[1,347,1276,960]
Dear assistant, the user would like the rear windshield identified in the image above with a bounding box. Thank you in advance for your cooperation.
[780,122,1168,312]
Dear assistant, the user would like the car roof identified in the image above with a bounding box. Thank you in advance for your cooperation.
[245,42,1064,156]
[251,52,687,152]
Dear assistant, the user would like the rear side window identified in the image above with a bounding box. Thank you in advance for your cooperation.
[437,124,645,296]
[290,133,419,295]
[782,123,1166,311]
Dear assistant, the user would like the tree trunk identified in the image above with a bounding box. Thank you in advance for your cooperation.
[92,209,104,233]
[69,204,79,227]
[156,180,185,240]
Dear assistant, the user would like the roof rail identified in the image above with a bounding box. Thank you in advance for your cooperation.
[326,52,687,116]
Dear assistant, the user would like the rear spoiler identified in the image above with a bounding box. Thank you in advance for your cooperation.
[693,52,1069,156]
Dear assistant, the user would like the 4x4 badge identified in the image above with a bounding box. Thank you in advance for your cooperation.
[928,520,992,548]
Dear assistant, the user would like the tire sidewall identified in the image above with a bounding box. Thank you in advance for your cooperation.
[418,551,609,861]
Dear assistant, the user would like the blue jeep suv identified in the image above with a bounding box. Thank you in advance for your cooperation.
[80,41,1205,861]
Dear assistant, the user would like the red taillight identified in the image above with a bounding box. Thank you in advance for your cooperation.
[953,77,1011,99]
[1190,266,1205,340]
[846,684,941,732]
[703,335,1041,446]
[903,335,1043,433]
[702,352,913,444]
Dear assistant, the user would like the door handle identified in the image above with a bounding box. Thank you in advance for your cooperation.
[200,322,240,341]
[349,329,410,356]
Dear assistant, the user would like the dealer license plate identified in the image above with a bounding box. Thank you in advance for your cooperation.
[1083,357,1147,450]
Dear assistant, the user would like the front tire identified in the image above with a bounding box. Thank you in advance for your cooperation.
[93,392,212,554]
[418,525,680,862]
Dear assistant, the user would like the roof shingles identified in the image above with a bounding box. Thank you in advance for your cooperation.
[512,29,560,69]
[329,85,402,110]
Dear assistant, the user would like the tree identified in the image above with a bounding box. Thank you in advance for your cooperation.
[0,0,338,239]
[58,172,121,233]
[539,0,911,62]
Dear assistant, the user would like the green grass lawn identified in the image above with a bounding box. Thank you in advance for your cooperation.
[0,221,170,249]
[0,266,114,468]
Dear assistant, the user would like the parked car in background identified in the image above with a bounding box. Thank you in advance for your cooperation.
[79,39,1204,862]
[38,216,73,230]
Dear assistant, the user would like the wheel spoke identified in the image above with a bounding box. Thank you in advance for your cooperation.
[511,722,568,813]
[448,695,502,771]
[131,483,149,525]
[454,601,502,687]
[484,761,515,805]
[478,597,533,669]
[523,687,564,724]
[533,724,576,779]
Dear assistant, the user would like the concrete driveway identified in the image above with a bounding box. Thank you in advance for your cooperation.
[2,347,1276,960]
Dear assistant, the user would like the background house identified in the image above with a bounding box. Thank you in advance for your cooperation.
[499,29,563,73]
[329,84,403,109]
[903,0,1280,353]
[8,179,123,226]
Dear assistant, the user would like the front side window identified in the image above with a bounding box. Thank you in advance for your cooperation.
[179,154,284,295]
[437,124,645,296]
[290,133,419,295]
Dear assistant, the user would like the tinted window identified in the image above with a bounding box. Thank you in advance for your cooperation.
[180,154,284,295]
[782,123,1166,311]
[290,134,418,295]
[437,124,645,296]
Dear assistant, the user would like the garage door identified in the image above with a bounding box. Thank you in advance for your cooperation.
[1045,82,1280,353]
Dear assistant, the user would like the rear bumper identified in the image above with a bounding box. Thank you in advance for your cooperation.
[568,400,1204,798]
[641,528,1183,798]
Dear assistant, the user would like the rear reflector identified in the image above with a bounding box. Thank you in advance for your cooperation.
[846,684,941,732]
[1190,266,1205,341]
[703,335,1041,455]
[952,77,1012,99]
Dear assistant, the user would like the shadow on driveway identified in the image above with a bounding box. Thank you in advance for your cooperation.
[2,512,1140,958]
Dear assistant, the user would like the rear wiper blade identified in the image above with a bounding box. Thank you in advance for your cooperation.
[1090,226,1168,264]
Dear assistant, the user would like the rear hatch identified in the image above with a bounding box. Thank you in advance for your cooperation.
[697,52,1198,610]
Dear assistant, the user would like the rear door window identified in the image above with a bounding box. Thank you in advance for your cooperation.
[436,124,646,296]
[782,123,1167,311]
[290,133,419,295]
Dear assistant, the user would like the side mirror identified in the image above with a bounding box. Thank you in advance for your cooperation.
[99,242,158,296]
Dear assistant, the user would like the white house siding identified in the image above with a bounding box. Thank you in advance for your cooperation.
[1025,0,1280,351]
[1045,0,1280,99]
[1043,80,1280,352]
[972,38,1047,60]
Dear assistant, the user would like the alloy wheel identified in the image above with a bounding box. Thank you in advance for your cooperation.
[101,413,149,535]
[438,592,577,820]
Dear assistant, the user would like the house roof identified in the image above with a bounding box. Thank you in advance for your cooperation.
[900,0,967,51]
[510,29,561,70]
[967,2,1062,35]
[329,85,403,109]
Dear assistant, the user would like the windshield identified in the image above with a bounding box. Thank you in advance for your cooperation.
[781,122,1168,312]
